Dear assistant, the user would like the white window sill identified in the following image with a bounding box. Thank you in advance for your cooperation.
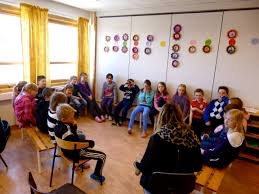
[0,92,12,101]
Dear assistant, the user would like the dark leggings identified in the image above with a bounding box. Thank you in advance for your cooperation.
[85,97,103,118]
[113,99,133,123]
[101,97,114,116]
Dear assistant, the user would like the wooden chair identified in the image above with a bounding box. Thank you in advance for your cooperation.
[49,136,89,187]
[29,172,86,194]
[147,172,196,194]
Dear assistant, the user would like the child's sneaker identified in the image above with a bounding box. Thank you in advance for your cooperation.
[101,115,106,121]
[141,131,148,138]
[108,115,113,121]
[128,128,133,134]
[105,114,109,119]
[111,122,117,126]
[95,116,102,123]
[90,173,105,184]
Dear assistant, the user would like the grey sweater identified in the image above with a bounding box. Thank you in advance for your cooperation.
[101,81,118,102]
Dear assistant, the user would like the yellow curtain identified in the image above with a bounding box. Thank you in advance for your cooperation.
[78,17,89,77]
[20,3,49,84]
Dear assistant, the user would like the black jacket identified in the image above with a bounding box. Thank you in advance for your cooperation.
[36,100,49,133]
[136,134,202,190]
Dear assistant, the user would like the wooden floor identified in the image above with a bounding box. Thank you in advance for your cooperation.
[0,117,259,194]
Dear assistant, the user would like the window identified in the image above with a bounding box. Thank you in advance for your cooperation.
[48,22,78,81]
[0,13,23,85]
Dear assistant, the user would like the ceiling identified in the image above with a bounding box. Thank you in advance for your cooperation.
[51,0,259,16]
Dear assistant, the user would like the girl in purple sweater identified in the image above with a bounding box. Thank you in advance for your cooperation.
[172,84,190,120]
[78,73,105,123]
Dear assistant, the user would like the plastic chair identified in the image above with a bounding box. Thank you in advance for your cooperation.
[49,136,89,187]
[147,172,196,194]
[29,172,86,194]
[0,119,10,168]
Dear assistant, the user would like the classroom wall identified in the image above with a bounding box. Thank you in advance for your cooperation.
[95,9,259,109]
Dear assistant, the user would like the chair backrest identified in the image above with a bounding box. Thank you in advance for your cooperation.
[55,136,89,150]
[0,119,10,152]
[147,172,196,194]
[28,172,47,194]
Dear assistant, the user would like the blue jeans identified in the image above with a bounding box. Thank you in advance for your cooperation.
[113,99,133,123]
[128,105,151,132]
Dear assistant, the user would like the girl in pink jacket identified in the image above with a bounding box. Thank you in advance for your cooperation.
[14,83,38,128]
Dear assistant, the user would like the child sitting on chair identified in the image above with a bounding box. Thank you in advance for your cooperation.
[36,87,55,133]
[55,104,106,184]
[14,83,38,128]
[201,109,245,169]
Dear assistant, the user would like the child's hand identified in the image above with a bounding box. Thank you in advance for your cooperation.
[205,121,211,126]
[88,95,92,100]
[214,125,223,133]
[200,148,205,154]
[191,107,198,112]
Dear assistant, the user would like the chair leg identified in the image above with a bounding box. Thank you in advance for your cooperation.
[0,154,8,168]
[71,161,75,185]
[37,149,41,173]
[49,146,57,187]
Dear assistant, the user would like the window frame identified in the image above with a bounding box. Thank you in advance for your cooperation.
[0,3,78,93]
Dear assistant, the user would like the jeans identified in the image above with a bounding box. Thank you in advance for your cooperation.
[113,99,133,123]
[128,105,151,132]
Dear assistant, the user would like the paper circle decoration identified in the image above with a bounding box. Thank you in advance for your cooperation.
[203,45,211,53]
[226,45,236,54]
[133,35,139,41]
[113,46,119,52]
[123,41,127,47]
[173,33,181,40]
[227,29,238,38]
[190,40,197,45]
[144,47,151,55]
[147,35,154,42]
[122,46,128,53]
[104,46,109,52]
[172,44,180,52]
[134,41,139,46]
[105,36,111,42]
[188,46,196,53]
[122,33,129,41]
[146,41,151,47]
[172,60,179,68]
[171,52,179,59]
[251,38,259,45]
[205,39,212,46]
[229,38,236,46]
[173,24,182,33]
[114,35,120,41]
[160,41,166,47]
[132,47,139,53]
[132,53,139,60]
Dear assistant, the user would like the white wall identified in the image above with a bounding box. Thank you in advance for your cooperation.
[213,10,259,108]
[96,9,259,109]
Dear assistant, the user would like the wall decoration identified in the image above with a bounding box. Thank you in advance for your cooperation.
[132,47,139,53]
[188,46,196,53]
[202,39,212,53]
[226,29,237,54]
[190,40,197,45]
[114,34,120,41]
[172,60,179,68]
[251,38,259,45]
[113,46,119,52]
[144,47,152,55]
[173,33,181,40]
[173,24,182,33]
[134,41,139,46]
[133,34,139,41]
[123,41,127,47]
[146,41,151,46]
[203,45,211,53]
[132,53,139,60]
[226,45,236,54]
[171,52,179,59]
[105,36,111,42]
[122,33,129,41]
[104,46,109,52]
[160,41,166,47]
[122,46,128,53]
[147,35,154,42]
[172,44,180,52]
[227,29,238,38]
